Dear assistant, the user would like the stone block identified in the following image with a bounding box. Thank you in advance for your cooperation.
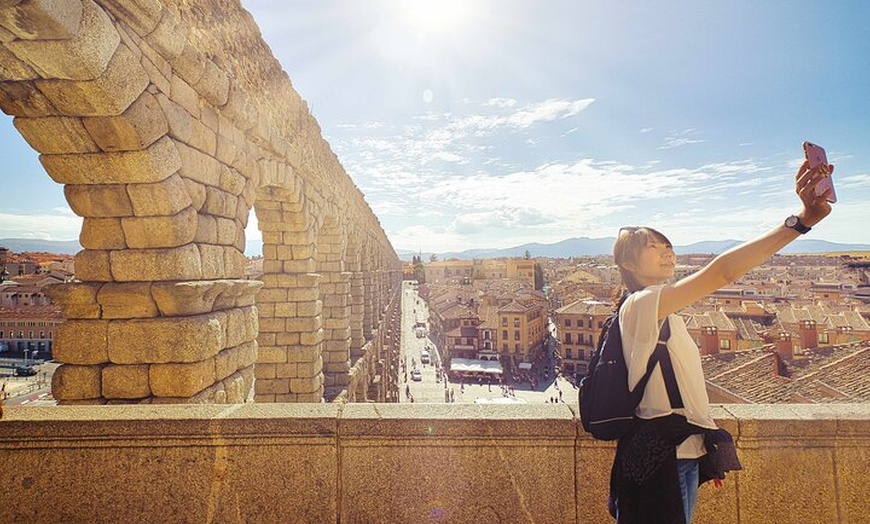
[274,363,297,379]
[96,282,158,319]
[214,345,240,382]
[254,362,276,380]
[145,7,185,61]
[286,316,322,333]
[121,206,197,249]
[13,115,99,153]
[169,72,198,118]
[225,306,257,348]
[255,378,289,396]
[215,132,236,166]
[73,248,113,282]
[290,375,322,395]
[287,345,320,364]
[221,83,257,130]
[42,280,101,319]
[193,212,218,244]
[42,135,180,185]
[273,302,296,318]
[0,21,16,43]
[0,79,59,116]
[197,243,226,279]
[212,279,261,310]
[275,332,300,346]
[214,216,237,246]
[80,217,126,250]
[6,0,121,80]
[194,58,229,107]
[4,0,117,80]
[126,173,191,216]
[154,91,192,143]
[98,0,163,36]
[300,328,324,347]
[175,140,220,186]
[150,279,229,316]
[183,177,206,210]
[54,319,109,364]
[187,115,216,156]
[83,91,168,151]
[257,345,287,364]
[109,243,202,282]
[170,43,205,86]
[108,312,224,364]
[149,358,215,398]
[101,363,150,399]
[138,42,170,95]
[297,355,324,378]
[64,183,133,217]
[34,43,148,116]
[51,363,103,400]
[0,42,38,80]
[0,0,82,40]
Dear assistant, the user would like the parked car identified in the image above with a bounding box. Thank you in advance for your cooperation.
[420,350,431,364]
[411,369,422,381]
[14,366,37,377]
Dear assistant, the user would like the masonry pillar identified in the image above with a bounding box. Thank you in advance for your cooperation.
[349,271,366,358]
[254,185,324,403]
[0,0,259,404]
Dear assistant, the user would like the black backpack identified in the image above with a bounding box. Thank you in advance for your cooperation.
[578,311,682,440]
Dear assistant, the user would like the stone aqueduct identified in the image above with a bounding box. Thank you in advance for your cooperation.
[0,0,403,404]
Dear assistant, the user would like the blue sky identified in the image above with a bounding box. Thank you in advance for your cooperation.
[2,0,868,254]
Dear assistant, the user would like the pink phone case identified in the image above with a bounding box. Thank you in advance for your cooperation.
[803,141,837,203]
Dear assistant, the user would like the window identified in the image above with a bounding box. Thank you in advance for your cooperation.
[564,319,571,327]
[514,331,520,340]
[565,349,572,359]
[501,318,507,327]
[578,350,586,360]
[513,318,520,327]
[565,333,573,344]
[819,333,829,344]
[502,330,508,339]
[719,339,731,350]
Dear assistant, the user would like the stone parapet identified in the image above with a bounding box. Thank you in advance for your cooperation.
[0,404,866,523]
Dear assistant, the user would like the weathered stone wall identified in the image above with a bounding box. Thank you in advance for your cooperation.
[0,0,401,403]
[1,404,866,523]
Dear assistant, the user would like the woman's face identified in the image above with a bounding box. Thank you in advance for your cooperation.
[626,238,676,288]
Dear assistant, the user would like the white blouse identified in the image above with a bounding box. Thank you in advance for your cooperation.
[619,285,716,458]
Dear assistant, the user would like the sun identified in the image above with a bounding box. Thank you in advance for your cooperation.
[398,0,473,34]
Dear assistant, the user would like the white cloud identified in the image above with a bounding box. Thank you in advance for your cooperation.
[0,211,82,241]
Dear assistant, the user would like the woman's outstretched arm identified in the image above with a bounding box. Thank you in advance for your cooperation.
[657,159,833,319]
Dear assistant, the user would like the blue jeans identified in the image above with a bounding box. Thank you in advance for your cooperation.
[676,459,700,523]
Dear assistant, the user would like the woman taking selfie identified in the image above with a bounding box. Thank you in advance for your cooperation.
[608,155,834,523]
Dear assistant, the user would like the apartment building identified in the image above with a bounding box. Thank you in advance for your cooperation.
[553,300,612,376]
[496,299,545,368]
[0,304,62,357]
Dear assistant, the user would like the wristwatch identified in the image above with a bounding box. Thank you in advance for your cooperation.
[785,215,811,234]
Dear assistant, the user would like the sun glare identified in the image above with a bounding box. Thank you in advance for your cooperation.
[399,0,472,34]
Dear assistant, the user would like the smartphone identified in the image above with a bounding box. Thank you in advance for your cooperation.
[803,141,837,203]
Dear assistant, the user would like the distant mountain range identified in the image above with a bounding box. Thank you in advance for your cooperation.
[396,237,870,261]
[2,236,867,260]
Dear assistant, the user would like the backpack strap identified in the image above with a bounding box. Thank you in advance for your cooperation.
[651,318,684,409]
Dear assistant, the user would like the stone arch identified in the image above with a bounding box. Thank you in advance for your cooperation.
[0,0,399,404]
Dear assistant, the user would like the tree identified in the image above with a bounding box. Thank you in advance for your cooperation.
[534,262,545,291]
[524,250,531,260]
